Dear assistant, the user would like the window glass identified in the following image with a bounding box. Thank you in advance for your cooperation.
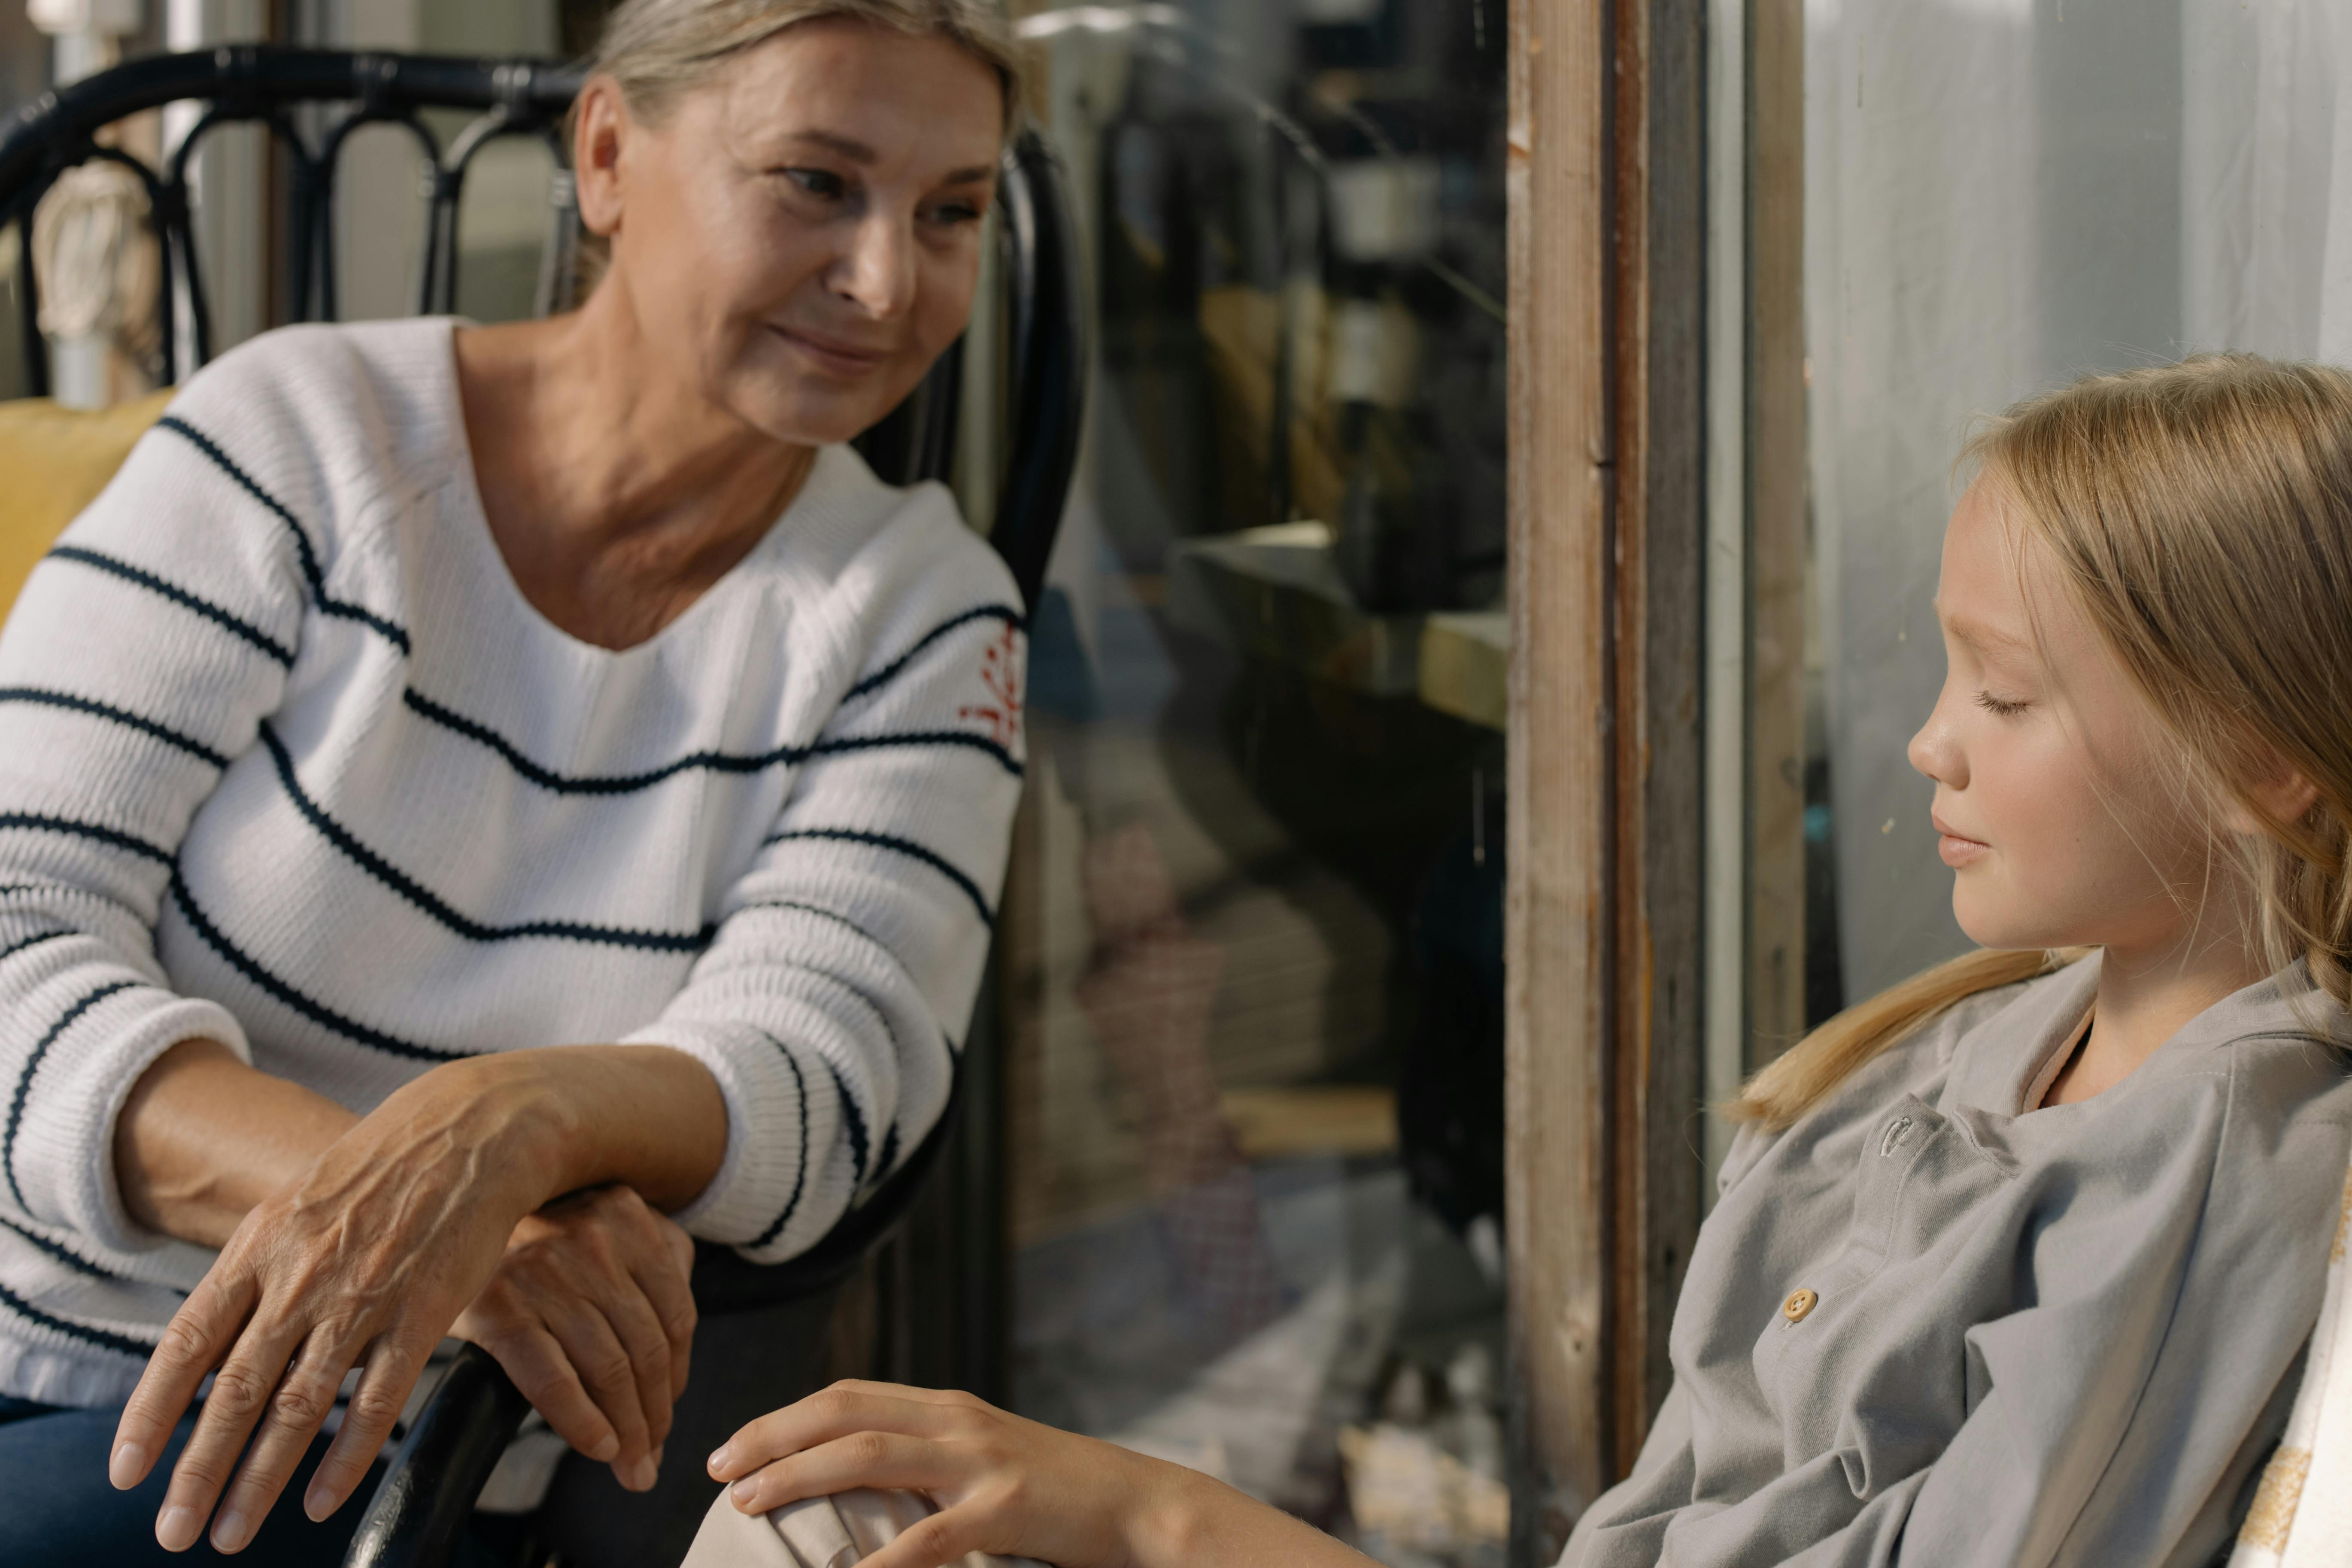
[1005,3,1508,1559]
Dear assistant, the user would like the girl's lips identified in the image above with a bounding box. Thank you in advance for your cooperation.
[1937,833,1990,868]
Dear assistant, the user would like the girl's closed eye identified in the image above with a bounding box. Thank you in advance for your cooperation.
[1975,689,2031,717]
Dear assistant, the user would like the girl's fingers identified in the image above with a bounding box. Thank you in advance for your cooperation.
[152,1320,307,1551]
[861,1504,1001,1568]
[205,1326,363,1552]
[304,1335,431,1522]
[110,1269,260,1492]
[542,1295,656,1488]
[723,1431,968,1516]
[481,1322,620,1464]
[710,1384,977,1481]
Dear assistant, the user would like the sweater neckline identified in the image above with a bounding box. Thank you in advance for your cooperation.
[431,317,846,661]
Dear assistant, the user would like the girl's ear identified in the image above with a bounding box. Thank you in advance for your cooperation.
[573,77,632,240]
[2226,757,2322,835]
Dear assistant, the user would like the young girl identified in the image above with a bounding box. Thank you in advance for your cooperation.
[694,354,2352,1566]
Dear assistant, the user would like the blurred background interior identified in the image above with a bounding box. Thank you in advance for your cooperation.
[11,0,2352,1561]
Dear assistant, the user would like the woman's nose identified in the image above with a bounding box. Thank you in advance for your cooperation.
[831,214,918,320]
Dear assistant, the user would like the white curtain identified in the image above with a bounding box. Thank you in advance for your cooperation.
[1805,0,2352,1000]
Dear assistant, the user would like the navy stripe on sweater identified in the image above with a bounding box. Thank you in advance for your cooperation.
[403,689,1022,792]
[726,901,954,1058]
[155,416,413,654]
[0,809,171,870]
[258,724,713,953]
[0,931,73,966]
[824,1060,871,1188]
[0,814,172,867]
[0,1277,156,1359]
[5,980,138,1211]
[762,827,994,927]
[44,547,296,667]
[841,605,1023,704]
[0,1214,152,1286]
[749,1039,811,1251]
[167,872,471,1063]
[0,687,229,769]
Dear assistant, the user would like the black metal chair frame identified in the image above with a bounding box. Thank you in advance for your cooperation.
[0,43,1087,1568]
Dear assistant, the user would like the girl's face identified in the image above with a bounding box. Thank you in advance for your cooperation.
[578,18,1003,445]
[1907,478,2218,956]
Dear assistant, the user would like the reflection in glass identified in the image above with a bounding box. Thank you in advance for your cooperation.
[1003,3,1507,1560]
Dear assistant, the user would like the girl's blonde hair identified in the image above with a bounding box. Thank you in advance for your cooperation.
[587,0,1021,127]
[1736,354,2352,1129]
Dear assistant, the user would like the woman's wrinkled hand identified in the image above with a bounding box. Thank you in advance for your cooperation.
[454,1183,698,1494]
[106,1058,560,1554]
[705,1382,1170,1568]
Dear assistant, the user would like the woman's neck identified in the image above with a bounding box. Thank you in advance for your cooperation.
[453,290,816,651]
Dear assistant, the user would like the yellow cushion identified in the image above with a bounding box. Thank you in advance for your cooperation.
[0,390,175,621]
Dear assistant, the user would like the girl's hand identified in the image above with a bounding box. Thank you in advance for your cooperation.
[453,1183,699,1495]
[708,1382,1160,1568]
[107,1057,562,1554]
[706,1382,1381,1568]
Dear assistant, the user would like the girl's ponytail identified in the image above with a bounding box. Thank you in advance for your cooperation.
[1731,947,2085,1130]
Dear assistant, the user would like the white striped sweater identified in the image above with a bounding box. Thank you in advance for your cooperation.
[0,318,1026,1408]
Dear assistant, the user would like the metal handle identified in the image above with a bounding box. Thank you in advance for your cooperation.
[343,1343,532,1568]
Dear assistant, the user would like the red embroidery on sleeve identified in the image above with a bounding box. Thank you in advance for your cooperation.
[959,622,1023,749]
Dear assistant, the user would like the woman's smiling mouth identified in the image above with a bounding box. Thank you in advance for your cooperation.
[771,323,889,376]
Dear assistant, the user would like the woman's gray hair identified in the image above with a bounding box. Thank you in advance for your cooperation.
[587,0,1022,127]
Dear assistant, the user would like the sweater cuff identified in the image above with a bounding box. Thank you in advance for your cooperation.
[622,1021,817,1249]
[15,990,250,1256]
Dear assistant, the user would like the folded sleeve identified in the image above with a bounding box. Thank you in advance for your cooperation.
[629,525,1026,1262]
[0,408,311,1259]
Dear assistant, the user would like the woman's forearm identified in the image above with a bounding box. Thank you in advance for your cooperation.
[115,1040,360,1247]
[114,1040,726,1251]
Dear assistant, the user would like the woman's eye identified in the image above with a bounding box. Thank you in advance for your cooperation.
[783,168,847,200]
[1975,689,2030,718]
[925,201,984,227]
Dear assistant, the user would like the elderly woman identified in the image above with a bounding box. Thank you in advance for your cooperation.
[0,0,1022,1559]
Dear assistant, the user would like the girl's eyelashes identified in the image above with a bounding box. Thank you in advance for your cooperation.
[1975,689,2031,718]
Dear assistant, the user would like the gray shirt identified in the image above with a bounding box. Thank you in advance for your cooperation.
[1561,956,2352,1568]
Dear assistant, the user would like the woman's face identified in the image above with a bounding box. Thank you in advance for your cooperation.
[1906,477,2221,957]
[579,18,1003,444]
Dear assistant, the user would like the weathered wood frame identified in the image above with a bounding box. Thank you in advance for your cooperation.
[1507,0,1802,1551]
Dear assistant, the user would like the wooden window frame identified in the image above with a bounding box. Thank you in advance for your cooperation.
[1505,0,1803,1553]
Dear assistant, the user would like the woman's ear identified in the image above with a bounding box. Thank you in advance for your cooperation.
[573,77,631,240]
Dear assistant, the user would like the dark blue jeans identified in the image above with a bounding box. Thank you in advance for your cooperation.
[0,1395,509,1568]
